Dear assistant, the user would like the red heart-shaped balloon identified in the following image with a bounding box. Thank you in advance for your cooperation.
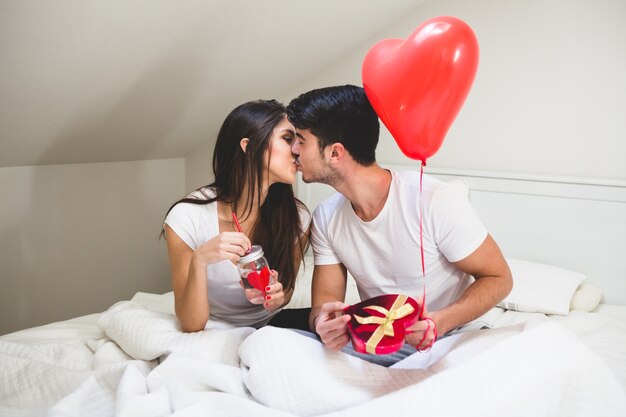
[344,294,420,355]
[362,16,479,163]
[247,266,271,292]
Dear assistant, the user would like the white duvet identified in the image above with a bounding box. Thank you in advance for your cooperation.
[1,294,625,417]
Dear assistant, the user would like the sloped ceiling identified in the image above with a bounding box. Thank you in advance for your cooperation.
[0,0,421,168]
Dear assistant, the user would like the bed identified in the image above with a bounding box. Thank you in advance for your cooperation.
[2,167,625,417]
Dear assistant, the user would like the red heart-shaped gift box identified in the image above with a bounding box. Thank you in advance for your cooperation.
[343,294,420,355]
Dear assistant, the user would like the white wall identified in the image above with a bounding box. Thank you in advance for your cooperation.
[185,140,215,192]
[0,159,185,334]
[276,0,626,180]
[187,0,625,193]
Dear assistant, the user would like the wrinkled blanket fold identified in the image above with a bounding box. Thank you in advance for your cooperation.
[1,298,624,417]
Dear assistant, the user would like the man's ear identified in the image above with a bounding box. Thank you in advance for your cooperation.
[239,138,249,153]
[329,143,345,160]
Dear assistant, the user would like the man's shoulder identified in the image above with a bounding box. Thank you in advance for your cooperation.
[313,191,346,213]
[312,192,346,223]
[390,169,445,203]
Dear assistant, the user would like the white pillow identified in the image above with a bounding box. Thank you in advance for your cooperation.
[570,283,603,312]
[497,258,585,315]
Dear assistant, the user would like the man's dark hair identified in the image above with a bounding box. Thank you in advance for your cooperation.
[287,85,380,165]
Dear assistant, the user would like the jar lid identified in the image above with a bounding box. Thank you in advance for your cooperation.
[237,245,264,264]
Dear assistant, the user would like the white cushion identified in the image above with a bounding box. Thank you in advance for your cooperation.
[570,283,603,312]
[498,258,585,315]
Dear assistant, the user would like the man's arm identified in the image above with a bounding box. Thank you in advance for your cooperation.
[405,234,511,349]
[432,234,512,335]
[308,263,352,350]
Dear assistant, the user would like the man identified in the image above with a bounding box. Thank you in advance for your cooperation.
[286,84,512,365]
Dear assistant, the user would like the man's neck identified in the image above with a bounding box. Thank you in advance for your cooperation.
[334,163,392,222]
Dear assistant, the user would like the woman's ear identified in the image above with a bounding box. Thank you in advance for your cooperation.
[239,138,250,153]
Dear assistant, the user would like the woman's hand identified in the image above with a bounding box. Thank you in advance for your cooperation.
[243,269,285,311]
[192,232,251,266]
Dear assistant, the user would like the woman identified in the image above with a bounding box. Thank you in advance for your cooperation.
[162,99,310,332]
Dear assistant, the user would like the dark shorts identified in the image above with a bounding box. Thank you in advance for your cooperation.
[267,307,312,332]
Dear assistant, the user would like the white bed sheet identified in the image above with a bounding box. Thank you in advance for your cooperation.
[1,292,625,417]
[0,314,102,346]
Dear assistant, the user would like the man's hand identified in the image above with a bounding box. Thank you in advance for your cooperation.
[405,301,438,350]
[314,301,351,350]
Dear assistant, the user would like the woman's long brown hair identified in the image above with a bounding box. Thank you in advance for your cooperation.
[162,99,309,291]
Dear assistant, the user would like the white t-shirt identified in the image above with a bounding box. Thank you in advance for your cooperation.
[311,170,487,311]
[164,187,310,328]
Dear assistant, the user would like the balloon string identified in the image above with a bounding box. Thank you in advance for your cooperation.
[418,161,426,320]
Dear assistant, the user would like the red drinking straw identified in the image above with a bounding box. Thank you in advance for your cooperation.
[232,211,251,253]
[232,212,243,233]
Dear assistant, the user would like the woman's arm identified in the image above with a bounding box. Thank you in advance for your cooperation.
[283,224,311,306]
[165,225,209,332]
[164,225,251,332]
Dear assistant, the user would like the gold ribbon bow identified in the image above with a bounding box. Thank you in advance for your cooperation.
[353,295,415,354]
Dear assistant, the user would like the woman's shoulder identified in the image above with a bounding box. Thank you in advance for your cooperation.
[165,187,217,226]
[164,188,219,248]
[186,186,216,200]
[170,187,217,212]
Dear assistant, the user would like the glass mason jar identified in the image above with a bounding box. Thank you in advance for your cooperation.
[237,245,272,291]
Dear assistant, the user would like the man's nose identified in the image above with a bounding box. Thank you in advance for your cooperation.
[291,141,300,155]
